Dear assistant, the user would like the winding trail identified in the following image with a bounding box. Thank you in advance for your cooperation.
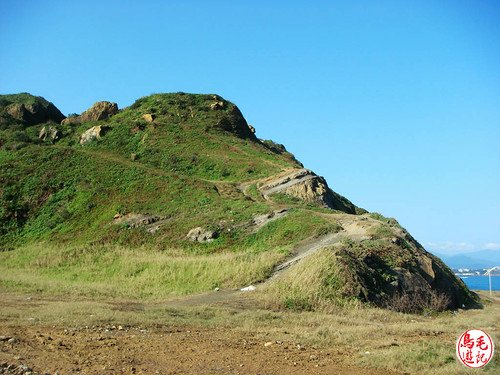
[269,232,342,276]
[53,145,373,308]
[164,215,372,308]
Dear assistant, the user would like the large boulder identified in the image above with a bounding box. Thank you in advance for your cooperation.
[38,126,61,143]
[80,125,104,145]
[80,101,118,121]
[62,101,118,125]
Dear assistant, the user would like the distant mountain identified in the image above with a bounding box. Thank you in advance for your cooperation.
[433,250,500,269]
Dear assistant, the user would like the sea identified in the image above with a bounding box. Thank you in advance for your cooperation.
[458,275,500,291]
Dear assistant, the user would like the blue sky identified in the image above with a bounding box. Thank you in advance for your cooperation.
[1,1,499,254]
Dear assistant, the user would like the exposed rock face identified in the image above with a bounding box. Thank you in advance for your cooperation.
[258,169,357,214]
[328,220,480,311]
[417,253,435,282]
[38,126,61,143]
[1,97,65,125]
[61,115,80,125]
[113,213,162,228]
[186,227,219,243]
[80,125,104,145]
[215,103,256,139]
[210,101,225,110]
[62,101,118,125]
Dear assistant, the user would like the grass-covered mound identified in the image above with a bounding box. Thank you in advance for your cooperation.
[0,92,480,311]
[263,213,478,313]
[0,93,305,249]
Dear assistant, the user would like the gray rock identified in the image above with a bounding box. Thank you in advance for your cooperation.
[186,227,218,243]
[113,213,162,228]
[39,126,61,143]
[146,225,161,234]
[240,285,256,292]
[38,126,47,140]
[80,125,104,145]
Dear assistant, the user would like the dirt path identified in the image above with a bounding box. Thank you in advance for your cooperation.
[267,215,371,279]
[269,232,342,276]
[163,215,373,309]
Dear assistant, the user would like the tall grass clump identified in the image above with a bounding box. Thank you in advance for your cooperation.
[262,247,362,312]
[0,243,286,299]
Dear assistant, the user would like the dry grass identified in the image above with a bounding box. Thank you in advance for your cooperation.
[0,243,287,299]
[261,247,365,311]
[0,290,498,374]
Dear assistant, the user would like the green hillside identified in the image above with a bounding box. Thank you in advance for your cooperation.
[0,93,479,311]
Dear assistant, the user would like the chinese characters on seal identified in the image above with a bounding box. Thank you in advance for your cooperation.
[456,329,494,368]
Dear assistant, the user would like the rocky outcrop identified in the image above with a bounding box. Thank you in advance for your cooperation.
[215,103,256,139]
[269,213,480,312]
[210,101,225,110]
[258,169,357,214]
[62,101,118,125]
[341,219,480,311]
[80,125,104,145]
[113,213,168,234]
[416,253,435,282]
[0,94,65,125]
[186,227,219,243]
[38,126,61,143]
[113,213,162,228]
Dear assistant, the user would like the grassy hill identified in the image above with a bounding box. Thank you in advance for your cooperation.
[0,93,479,312]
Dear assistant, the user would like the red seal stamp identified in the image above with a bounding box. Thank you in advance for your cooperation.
[456,329,495,368]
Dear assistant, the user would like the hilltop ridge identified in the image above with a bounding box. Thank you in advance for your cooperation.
[0,92,480,312]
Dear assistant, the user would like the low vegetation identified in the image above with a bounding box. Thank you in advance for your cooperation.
[0,92,479,312]
[0,289,498,374]
[0,243,285,299]
[0,92,495,374]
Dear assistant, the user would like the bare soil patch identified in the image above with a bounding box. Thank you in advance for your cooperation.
[0,323,392,375]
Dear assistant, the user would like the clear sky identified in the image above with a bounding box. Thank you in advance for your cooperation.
[1,1,499,254]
